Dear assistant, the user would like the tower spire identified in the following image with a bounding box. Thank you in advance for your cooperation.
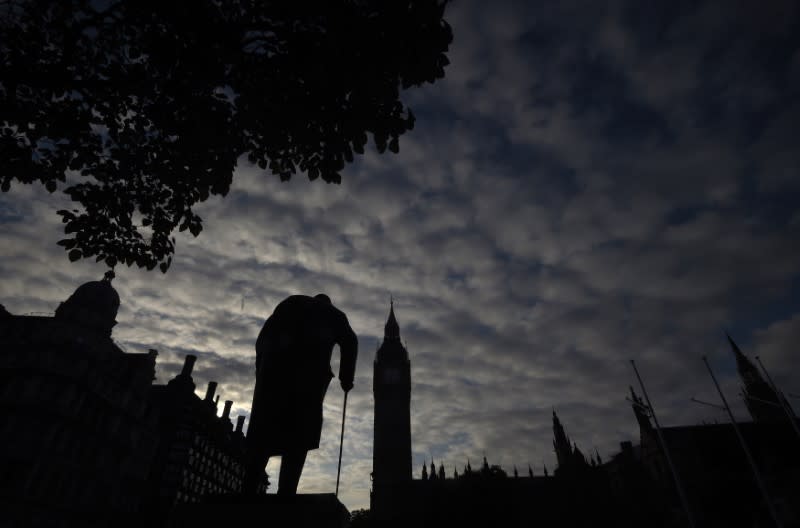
[372,298,412,521]
[630,385,653,432]
[552,409,571,470]
[727,332,784,422]
[727,332,755,376]
[384,298,400,340]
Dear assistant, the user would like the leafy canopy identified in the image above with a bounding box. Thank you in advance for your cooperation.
[1,0,452,271]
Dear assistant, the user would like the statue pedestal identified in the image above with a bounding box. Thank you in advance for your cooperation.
[167,493,350,528]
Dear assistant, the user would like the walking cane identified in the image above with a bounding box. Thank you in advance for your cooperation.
[335,390,348,498]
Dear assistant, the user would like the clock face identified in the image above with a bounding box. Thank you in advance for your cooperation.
[383,368,402,384]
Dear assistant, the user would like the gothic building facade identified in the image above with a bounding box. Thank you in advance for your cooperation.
[369,305,800,527]
[0,276,266,528]
[143,354,268,524]
[369,303,630,527]
[370,301,412,525]
[728,334,794,424]
[627,336,800,527]
[1,273,160,527]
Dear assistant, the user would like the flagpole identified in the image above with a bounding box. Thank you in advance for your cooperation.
[630,360,695,528]
[702,356,782,528]
[754,356,800,442]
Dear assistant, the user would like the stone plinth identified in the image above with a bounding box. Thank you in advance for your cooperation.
[167,494,350,528]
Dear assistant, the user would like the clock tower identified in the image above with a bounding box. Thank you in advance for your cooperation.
[371,301,412,523]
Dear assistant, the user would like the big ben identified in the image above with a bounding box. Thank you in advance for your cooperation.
[371,301,412,523]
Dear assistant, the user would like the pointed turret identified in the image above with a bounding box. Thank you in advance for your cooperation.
[553,409,590,475]
[429,459,437,481]
[727,333,787,422]
[375,300,408,363]
[421,462,428,481]
[552,409,572,471]
[630,386,653,433]
[438,463,445,480]
[528,464,534,478]
[728,333,757,379]
[573,442,586,465]
[385,298,400,340]
[513,466,518,478]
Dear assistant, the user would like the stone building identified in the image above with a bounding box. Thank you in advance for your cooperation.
[371,300,412,525]
[369,302,621,527]
[0,275,266,527]
[0,273,159,527]
[143,354,268,523]
[370,303,800,527]
[626,336,800,527]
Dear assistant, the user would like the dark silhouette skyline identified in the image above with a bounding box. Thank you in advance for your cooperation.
[369,304,800,527]
[3,0,800,516]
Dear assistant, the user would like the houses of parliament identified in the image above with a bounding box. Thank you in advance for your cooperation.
[2,275,800,527]
[371,303,800,527]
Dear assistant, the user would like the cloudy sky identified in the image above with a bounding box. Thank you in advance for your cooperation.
[2,0,800,512]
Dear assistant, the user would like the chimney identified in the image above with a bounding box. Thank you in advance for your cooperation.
[204,381,218,401]
[180,355,197,377]
[222,400,233,420]
[236,416,246,433]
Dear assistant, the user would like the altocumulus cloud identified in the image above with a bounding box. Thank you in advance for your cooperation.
[2,0,800,511]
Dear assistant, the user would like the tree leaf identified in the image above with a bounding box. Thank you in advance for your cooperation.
[2,0,452,271]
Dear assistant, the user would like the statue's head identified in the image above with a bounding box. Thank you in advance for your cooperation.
[314,293,332,305]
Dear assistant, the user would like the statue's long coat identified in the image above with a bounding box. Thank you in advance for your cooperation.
[247,295,357,456]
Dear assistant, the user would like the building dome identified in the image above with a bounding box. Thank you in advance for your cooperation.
[55,271,120,337]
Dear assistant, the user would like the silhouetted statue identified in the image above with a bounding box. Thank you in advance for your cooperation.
[244,294,358,496]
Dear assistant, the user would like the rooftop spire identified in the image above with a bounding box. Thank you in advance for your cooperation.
[726,332,786,423]
[384,297,400,340]
[727,332,755,373]
[630,385,653,431]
